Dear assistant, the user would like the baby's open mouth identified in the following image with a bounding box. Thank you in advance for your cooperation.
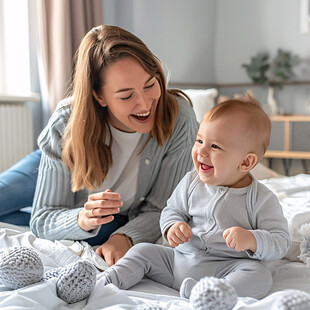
[131,111,151,121]
[200,163,213,171]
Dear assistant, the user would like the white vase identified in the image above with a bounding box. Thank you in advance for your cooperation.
[267,86,279,115]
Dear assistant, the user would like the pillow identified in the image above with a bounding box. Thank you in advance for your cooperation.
[251,162,284,180]
[182,88,218,122]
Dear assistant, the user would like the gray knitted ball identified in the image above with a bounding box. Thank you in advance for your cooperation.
[135,302,164,310]
[274,289,310,310]
[189,277,238,310]
[56,260,97,304]
[42,267,62,280]
[0,246,44,289]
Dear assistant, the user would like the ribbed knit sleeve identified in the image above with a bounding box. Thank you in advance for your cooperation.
[30,99,100,241]
[113,97,199,244]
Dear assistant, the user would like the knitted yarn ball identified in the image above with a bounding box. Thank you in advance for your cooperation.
[56,260,97,304]
[135,302,164,310]
[189,277,238,310]
[0,246,44,289]
[274,289,310,310]
[42,267,62,280]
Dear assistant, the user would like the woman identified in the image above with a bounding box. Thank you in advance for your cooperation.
[3,25,199,266]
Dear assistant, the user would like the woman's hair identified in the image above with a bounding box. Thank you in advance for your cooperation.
[62,25,189,191]
[203,91,271,159]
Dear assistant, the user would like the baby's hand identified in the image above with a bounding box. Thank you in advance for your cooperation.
[223,226,257,253]
[166,222,192,247]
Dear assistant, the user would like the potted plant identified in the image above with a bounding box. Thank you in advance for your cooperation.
[242,49,300,115]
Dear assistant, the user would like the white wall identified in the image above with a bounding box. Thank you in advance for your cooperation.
[103,0,216,85]
[215,0,310,83]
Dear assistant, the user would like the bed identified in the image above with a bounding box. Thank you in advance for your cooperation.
[0,89,310,309]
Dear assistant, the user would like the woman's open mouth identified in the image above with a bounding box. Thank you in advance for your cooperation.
[131,110,151,122]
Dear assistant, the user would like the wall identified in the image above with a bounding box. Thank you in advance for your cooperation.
[103,0,216,85]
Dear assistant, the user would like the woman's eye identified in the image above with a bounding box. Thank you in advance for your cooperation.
[144,82,155,89]
[211,144,220,149]
[120,94,133,100]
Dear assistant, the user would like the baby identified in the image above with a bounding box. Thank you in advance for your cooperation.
[99,91,291,309]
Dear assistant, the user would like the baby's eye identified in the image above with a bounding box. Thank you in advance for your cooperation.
[196,139,203,144]
[211,144,220,149]
[120,93,133,100]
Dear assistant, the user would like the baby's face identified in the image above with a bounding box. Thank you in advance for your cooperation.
[191,117,250,187]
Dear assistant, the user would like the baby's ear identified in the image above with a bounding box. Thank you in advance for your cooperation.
[239,153,257,172]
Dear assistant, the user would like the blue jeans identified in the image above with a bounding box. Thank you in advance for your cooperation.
[0,149,41,226]
[85,214,128,246]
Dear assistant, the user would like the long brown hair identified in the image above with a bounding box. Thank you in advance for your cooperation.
[62,25,189,191]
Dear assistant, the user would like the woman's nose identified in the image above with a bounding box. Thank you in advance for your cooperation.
[137,92,152,110]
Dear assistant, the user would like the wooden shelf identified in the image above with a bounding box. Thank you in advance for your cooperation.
[264,115,310,174]
[265,151,310,160]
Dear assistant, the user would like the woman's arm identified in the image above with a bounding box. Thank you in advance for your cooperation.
[30,100,102,240]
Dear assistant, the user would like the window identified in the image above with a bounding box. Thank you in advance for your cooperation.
[0,0,31,95]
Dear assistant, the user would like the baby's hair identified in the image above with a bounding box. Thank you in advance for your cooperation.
[202,91,271,159]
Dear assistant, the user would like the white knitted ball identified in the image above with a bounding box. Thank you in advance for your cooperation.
[189,277,237,310]
[273,289,310,310]
[56,260,97,304]
[0,246,44,289]
[135,302,164,310]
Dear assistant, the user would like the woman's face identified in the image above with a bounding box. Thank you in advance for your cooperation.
[96,57,161,133]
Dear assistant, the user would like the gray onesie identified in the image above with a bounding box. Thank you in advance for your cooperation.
[102,170,290,299]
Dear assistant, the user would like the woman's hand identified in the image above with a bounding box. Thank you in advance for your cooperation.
[166,221,192,247]
[95,234,132,266]
[223,226,257,253]
[78,189,123,232]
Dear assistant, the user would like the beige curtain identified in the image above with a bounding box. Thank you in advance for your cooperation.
[38,0,103,112]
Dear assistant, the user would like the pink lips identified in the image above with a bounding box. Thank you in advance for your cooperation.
[200,163,213,172]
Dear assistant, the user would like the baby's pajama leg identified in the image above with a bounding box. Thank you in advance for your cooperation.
[102,243,175,290]
[215,259,272,299]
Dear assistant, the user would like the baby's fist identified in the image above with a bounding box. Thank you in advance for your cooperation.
[166,222,192,247]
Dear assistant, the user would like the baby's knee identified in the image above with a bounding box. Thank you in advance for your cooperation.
[126,242,155,258]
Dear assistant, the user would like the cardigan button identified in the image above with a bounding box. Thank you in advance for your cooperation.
[144,159,150,165]
[139,196,145,201]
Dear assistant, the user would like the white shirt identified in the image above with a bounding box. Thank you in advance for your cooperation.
[91,125,142,214]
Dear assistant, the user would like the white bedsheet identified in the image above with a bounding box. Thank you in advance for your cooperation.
[0,226,309,310]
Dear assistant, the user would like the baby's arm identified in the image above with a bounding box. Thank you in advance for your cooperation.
[166,222,192,247]
[223,226,257,253]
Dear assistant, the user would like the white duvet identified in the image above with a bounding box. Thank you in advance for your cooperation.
[0,174,310,309]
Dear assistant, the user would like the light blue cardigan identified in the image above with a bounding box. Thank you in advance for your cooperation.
[30,96,199,245]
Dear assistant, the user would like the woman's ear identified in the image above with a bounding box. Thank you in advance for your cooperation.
[239,153,258,172]
[92,90,106,107]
